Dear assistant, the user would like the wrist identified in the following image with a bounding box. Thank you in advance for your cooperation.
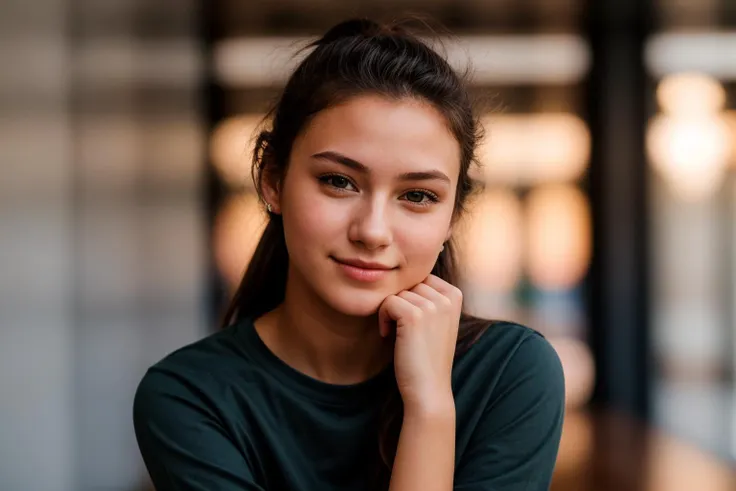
[403,392,455,422]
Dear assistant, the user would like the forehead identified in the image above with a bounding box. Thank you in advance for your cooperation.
[294,94,461,177]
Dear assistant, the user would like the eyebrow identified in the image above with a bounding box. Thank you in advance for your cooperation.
[310,151,451,184]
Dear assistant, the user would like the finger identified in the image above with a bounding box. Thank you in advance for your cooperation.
[397,290,434,311]
[378,295,419,337]
[410,282,450,306]
[422,274,463,304]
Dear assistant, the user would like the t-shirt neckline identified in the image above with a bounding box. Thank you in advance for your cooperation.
[234,317,395,407]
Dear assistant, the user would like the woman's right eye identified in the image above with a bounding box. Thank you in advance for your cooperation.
[319,174,356,191]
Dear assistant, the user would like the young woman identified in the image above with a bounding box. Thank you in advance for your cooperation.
[134,18,565,491]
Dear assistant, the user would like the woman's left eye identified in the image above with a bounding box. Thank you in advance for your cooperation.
[401,190,439,205]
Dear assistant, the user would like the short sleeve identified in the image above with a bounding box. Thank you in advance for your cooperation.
[454,333,565,491]
[133,369,265,491]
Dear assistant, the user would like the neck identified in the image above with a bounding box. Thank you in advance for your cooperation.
[254,266,393,386]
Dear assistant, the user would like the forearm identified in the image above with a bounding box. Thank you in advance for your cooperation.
[388,400,456,491]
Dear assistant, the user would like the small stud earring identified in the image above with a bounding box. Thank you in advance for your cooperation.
[266,203,273,213]
[440,243,445,252]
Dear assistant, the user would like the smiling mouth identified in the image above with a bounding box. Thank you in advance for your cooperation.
[330,257,395,270]
[330,256,397,282]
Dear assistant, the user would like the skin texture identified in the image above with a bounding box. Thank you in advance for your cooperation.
[259,94,462,491]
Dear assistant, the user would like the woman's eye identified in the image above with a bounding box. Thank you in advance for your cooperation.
[319,174,356,191]
[329,176,350,189]
[402,190,439,205]
[405,191,427,203]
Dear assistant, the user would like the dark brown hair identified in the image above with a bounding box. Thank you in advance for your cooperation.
[220,17,493,486]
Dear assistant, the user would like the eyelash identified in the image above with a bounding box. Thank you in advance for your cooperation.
[317,173,440,207]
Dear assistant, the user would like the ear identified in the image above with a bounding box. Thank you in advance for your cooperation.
[260,165,282,214]
[445,226,453,243]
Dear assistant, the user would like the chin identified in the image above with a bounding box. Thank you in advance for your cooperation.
[322,287,388,317]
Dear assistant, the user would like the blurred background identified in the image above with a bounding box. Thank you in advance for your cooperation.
[2,0,736,490]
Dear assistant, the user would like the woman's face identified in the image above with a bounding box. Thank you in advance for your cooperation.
[267,94,461,317]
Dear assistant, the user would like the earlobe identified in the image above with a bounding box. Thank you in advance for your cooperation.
[260,167,282,215]
[263,198,281,215]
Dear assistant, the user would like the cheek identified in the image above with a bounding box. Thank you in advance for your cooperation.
[280,183,344,257]
[395,213,452,274]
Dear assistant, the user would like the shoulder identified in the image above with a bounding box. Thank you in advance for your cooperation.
[143,322,254,383]
[133,323,254,420]
[151,324,246,372]
[469,319,561,369]
[453,319,565,405]
[453,321,566,487]
[486,321,563,382]
[132,326,265,491]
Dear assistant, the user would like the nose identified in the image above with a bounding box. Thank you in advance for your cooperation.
[348,197,393,250]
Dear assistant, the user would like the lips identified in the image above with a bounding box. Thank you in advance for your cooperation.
[330,256,396,283]
[331,257,395,270]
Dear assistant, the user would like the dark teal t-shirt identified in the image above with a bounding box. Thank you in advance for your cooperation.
[133,319,565,490]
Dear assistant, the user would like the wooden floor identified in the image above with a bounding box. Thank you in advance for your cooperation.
[552,410,736,491]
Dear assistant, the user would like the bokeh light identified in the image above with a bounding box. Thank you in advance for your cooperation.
[476,113,590,186]
[647,114,731,201]
[212,193,267,292]
[526,185,591,291]
[656,72,726,116]
[456,189,524,293]
[210,115,264,188]
[648,73,732,201]
[549,336,596,409]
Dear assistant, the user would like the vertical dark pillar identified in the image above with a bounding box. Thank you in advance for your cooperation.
[200,0,229,329]
[585,0,654,419]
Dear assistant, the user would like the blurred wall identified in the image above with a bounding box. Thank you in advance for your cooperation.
[1,1,76,489]
[0,1,207,490]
